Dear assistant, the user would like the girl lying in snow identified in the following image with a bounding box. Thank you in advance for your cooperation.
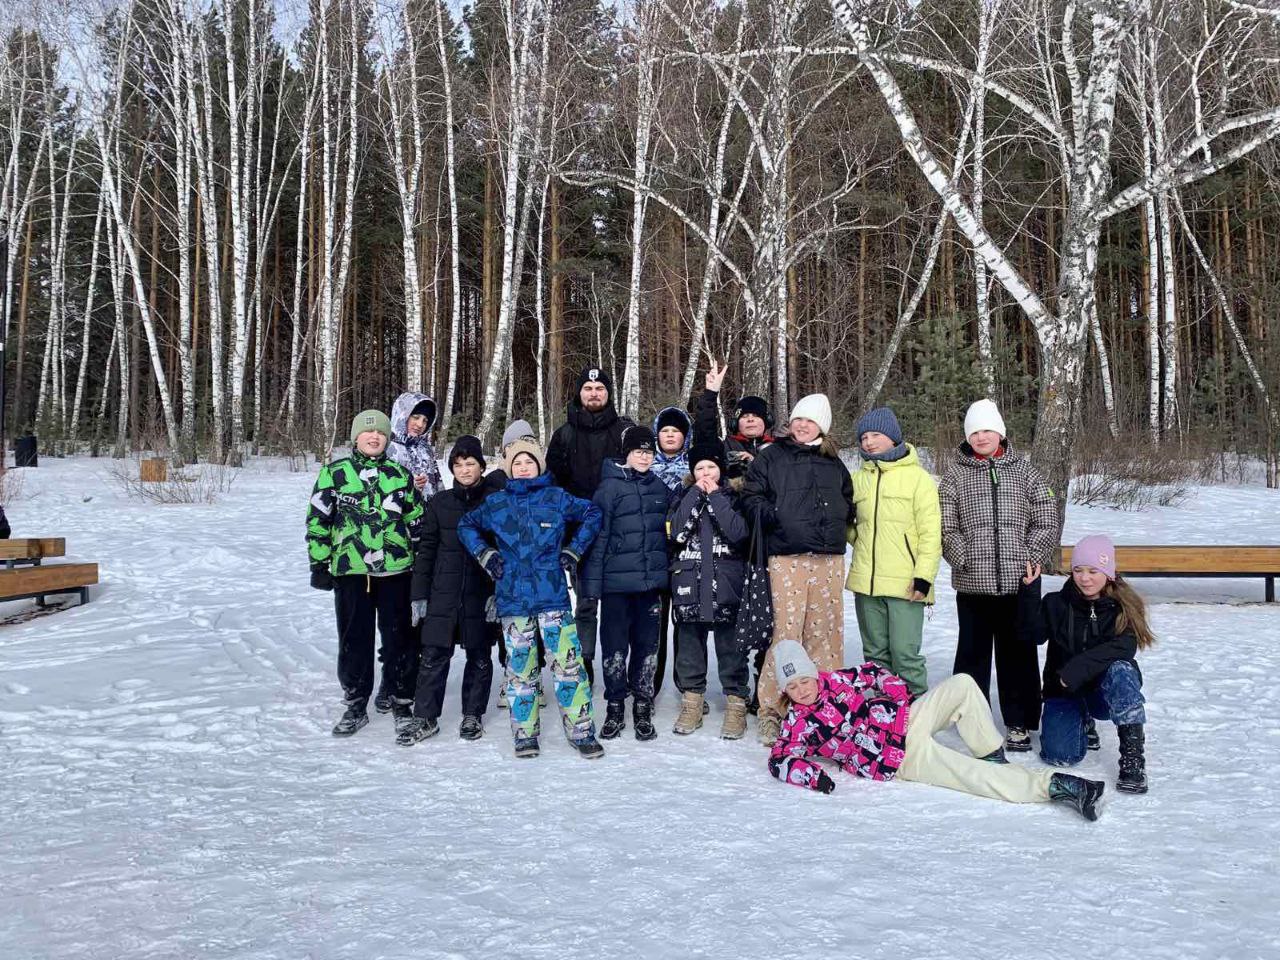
[766,640,1106,821]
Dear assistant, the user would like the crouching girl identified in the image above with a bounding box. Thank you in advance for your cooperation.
[1018,535,1152,793]
[767,641,1106,821]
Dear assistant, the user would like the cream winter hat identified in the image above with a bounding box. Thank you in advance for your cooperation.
[773,640,819,690]
[963,398,1006,440]
[788,394,833,435]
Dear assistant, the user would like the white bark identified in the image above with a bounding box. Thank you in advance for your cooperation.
[71,188,107,442]
[436,0,464,435]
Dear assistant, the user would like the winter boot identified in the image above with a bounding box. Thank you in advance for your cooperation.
[1085,717,1100,751]
[600,700,626,740]
[633,699,657,741]
[1004,726,1032,752]
[1116,724,1149,794]
[374,679,393,714]
[514,736,540,759]
[757,713,781,746]
[721,695,748,740]
[332,701,369,737]
[673,691,705,735]
[459,715,484,741]
[570,735,605,760]
[1049,773,1106,822]
[979,747,1010,764]
[391,700,414,736]
[396,717,439,745]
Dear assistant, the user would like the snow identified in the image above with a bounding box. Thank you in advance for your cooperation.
[3,456,1279,960]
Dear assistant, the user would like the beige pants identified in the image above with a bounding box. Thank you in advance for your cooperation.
[758,553,846,722]
[898,674,1052,804]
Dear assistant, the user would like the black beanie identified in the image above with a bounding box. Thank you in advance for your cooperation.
[411,397,438,430]
[575,364,614,398]
[621,425,656,456]
[687,437,727,477]
[655,407,691,437]
[448,435,485,470]
[732,395,772,430]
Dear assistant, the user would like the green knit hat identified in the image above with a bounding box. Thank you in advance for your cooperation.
[350,409,392,443]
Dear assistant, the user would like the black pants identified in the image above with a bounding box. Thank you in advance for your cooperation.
[334,573,415,704]
[599,590,661,703]
[414,634,495,721]
[653,592,671,697]
[674,622,749,699]
[953,591,1041,729]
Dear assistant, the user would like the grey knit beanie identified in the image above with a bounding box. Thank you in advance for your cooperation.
[773,640,819,689]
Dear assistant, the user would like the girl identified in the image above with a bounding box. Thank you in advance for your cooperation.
[581,426,673,742]
[740,393,854,744]
[387,392,444,499]
[767,641,1106,821]
[939,398,1059,752]
[667,435,750,738]
[846,406,941,697]
[457,439,604,759]
[1018,535,1152,794]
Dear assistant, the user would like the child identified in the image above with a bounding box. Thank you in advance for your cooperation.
[939,398,1059,752]
[667,435,750,738]
[581,425,673,742]
[651,406,692,491]
[767,641,1106,821]
[388,392,444,499]
[1018,535,1152,793]
[400,436,506,745]
[846,406,941,697]
[457,438,605,759]
[307,410,424,738]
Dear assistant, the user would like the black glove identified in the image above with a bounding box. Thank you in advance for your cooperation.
[559,549,580,575]
[815,771,836,795]
[310,565,334,591]
[481,550,504,581]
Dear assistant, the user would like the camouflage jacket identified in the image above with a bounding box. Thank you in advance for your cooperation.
[306,452,424,577]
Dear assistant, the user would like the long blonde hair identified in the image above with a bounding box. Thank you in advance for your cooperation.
[1104,576,1156,650]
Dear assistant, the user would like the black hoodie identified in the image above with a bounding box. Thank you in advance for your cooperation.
[546,366,635,499]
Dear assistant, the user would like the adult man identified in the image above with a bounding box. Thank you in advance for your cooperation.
[546,366,635,683]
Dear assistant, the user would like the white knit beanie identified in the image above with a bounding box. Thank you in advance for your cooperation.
[788,394,832,436]
[773,640,819,689]
[963,398,1006,440]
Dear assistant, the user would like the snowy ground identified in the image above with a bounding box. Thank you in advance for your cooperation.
[2,455,1279,960]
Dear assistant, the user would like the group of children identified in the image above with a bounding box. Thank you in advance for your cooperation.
[306,372,1154,821]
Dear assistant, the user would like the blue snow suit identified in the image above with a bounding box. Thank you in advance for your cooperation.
[458,472,602,619]
[651,406,692,492]
[580,459,673,599]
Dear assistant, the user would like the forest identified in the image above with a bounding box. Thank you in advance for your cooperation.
[3,0,1280,502]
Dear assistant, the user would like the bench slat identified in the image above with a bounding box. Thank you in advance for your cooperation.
[1057,545,1280,575]
[0,563,99,596]
[0,538,67,561]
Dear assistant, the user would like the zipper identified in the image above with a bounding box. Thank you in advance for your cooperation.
[988,461,1001,591]
[870,464,882,595]
[904,534,915,566]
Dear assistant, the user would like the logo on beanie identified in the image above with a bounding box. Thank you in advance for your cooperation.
[588,368,600,382]
[1098,554,1110,566]
[360,415,375,427]
[782,664,796,678]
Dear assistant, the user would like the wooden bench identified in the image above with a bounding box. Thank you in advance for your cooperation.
[1057,545,1280,602]
[0,537,66,568]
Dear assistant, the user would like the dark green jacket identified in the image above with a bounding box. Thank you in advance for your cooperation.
[306,452,424,576]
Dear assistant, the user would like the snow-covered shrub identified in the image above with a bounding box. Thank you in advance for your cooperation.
[1070,446,1191,511]
[107,461,239,505]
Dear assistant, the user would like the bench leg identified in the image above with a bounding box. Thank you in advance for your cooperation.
[1267,576,1276,604]
[78,586,89,606]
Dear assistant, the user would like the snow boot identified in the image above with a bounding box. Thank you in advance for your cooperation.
[633,698,657,741]
[600,700,626,740]
[1085,717,1100,751]
[396,717,439,745]
[1116,724,1148,794]
[757,713,781,746]
[459,715,484,741]
[673,691,705,735]
[514,736,540,759]
[1049,773,1105,822]
[570,735,605,760]
[979,747,1010,764]
[721,696,748,740]
[391,700,414,736]
[332,701,369,737]
[1004,726,1032,752]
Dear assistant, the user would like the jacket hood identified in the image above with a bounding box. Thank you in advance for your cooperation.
[504,471,553,496]
[652,406,692,454]
[391,391,438,440]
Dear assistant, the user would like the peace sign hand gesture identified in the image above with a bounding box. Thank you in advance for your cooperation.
[1022,561,1042,585]
[705,360,727,392]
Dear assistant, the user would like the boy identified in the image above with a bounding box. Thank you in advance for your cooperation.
[307,410,424,737]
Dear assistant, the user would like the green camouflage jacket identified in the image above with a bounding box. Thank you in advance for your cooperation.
[306,451,425,576]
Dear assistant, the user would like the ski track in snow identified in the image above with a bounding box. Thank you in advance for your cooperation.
[2,457,1278,959]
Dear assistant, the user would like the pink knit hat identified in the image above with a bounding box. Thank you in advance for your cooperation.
[1071,535,1117,581]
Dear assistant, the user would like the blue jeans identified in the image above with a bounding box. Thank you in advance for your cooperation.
[1040,660,1146,766]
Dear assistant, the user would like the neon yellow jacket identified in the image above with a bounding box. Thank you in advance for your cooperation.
[844,444,942,602]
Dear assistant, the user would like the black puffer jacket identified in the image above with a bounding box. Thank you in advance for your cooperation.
[546,401,634,499]
[410,471,506,650]
[740,437,854,557]
[692,388,774,482]
[667,479,749,624]
[580,459,672,597]
[1017,576,1141,699]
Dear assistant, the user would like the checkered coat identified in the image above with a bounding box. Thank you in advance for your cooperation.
[938,443,1060,596]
